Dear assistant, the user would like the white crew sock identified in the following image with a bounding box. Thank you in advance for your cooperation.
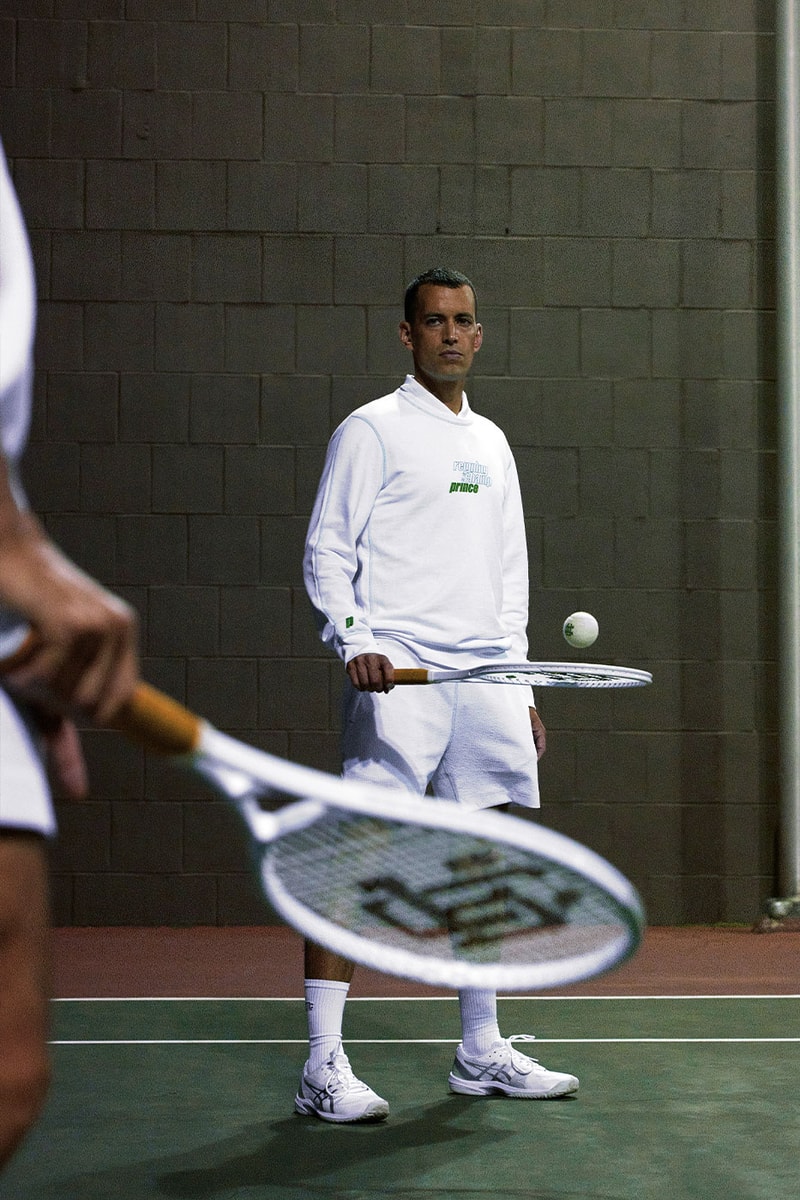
[458,988,502,1056]
[305,978,350,1070]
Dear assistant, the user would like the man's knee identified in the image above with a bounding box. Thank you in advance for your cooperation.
[0,1049,50,1167]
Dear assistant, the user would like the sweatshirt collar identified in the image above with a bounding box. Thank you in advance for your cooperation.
[399,375,473,423]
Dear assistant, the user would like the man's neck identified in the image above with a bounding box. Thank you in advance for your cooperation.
[413,371,464,414]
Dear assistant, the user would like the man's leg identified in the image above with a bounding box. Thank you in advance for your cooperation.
[295,941,388,1123]
[0,832,51,1169]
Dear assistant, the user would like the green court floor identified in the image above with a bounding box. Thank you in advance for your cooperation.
[1,995,798,1200]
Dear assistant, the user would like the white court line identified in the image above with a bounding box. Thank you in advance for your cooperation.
[51,994,800,1003]
[51,1037,800,1047]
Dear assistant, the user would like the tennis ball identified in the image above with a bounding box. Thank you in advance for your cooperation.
[563,611,599,649]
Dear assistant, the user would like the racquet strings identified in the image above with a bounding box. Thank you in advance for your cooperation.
[261,806,639,986]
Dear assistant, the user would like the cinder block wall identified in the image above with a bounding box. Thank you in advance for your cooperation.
[0,2,776,925]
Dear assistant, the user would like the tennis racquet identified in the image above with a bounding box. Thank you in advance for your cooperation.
[0,639,646,991]
[393,661,653,687]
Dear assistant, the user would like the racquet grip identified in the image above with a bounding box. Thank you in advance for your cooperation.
[392,668,431,684]
[111,683,202,756]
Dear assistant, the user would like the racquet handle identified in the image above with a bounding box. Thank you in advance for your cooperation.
[112,683,202,756]
[392,669,431,684]
[0,630,202,756]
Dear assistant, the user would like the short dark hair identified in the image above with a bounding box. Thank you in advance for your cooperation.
[404,267,477,323]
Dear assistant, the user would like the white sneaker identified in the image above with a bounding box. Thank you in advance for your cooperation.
[295,1043,389,1123]
[448,1035,579,1099]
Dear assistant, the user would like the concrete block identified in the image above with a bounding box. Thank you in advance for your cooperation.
[46,371,118,441]
[612,239,680,307]
[515,446,578,516]
[652,171,720,236]
[541,516,615,588]
[220,586,292,655]
[51,231,120,301]
[192,92,263,160]
[613,379,681,448]
[147,586,220,655]
[52,89,122,157]
[156,161,227,231]
[581,308,651,377]
[264,94,334,163]
[538,379,613,447]
[84,301,155,371]
[262,235,333,303]
[229,21,298,91]
[227,162,298,232]
[155,303,225,372]
[651,31,722,99]
[224,445,295,514]
[224,304,296,372]
[88,19,156,89]
[124,91,192,159]
[510,167,582,235]
[80,443,151,513]
[299,22,369,92]
[371,25,440,95]
[682,100,761,170]
[192,234,262,303]
[722,32,774,101]
[512,28,580,97]
[120,373,191,442]
[652,309,723,379]
[86,159,154,230]
[191,373,260,443]
[445,26,511,97]
[17,17,87,88]
[334,236,404,304]
[612,99,681,167]
[0,91,51,157]
[681,239,752,307]
[152,444,225,513]
[439,165,475,235]
[258,657,331,730]
[476,97,544,165]
[296,305,367,374]
[368,164,439,235]
[260,375,331,446]
[335,96,405,163]
[581,169,650,236]
[188,515,260,583]
[542,237,610,306]
[614,518,683,587]
[582,30,651,97]
[13,159,82,231]
[509,308,581,377]
[476,166,511,235]
[46,514,116,580]
[116,514,188,585]
[33,302,84,371]
[121,233,192,301]
[545,99,614,166]
[406,97,475,164]
[261,515,308,587]
[156,20,227,90]
[298,164,368,233]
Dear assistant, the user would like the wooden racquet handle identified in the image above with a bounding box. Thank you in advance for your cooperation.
[0,630,202,756]
[112,683,202,756]
[392,668,431,684]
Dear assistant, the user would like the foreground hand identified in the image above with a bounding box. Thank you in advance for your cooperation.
[530,707,546,759]
[346,653,395,693]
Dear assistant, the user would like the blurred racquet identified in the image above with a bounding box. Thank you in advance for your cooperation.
[103,685,648,990]
[394,661,653,688]
[0,635,645,991]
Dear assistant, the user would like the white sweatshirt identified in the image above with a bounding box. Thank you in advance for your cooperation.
[304,375,530,668]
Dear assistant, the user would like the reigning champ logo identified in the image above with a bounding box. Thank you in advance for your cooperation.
[449,459,492,494]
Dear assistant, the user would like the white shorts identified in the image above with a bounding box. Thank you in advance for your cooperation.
[0,689,55,836]
[341,645,540,811]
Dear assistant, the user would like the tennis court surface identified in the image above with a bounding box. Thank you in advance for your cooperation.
[1,926,797,1200]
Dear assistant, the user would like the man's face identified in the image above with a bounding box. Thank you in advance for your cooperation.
[399,284,482,388]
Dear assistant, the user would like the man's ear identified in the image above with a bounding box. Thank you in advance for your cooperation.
[474,323,483,351]
[398,321,413,350]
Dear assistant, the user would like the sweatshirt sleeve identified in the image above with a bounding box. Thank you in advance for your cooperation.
[501,445,530,663]
[303,415,385,663]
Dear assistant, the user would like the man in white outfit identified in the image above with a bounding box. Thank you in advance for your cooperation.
[0,140,139,1168]
[298,267,578,1122]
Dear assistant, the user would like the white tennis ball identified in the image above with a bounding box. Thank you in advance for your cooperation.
[563,611,599,649]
